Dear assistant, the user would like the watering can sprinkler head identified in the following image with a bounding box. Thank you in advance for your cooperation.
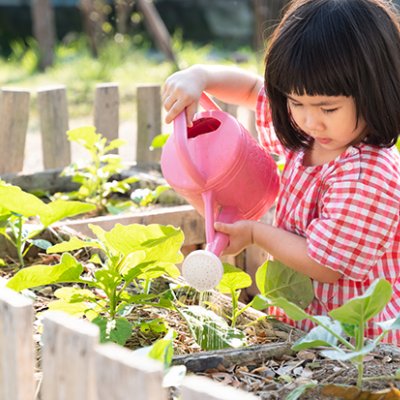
[182,250,224,292]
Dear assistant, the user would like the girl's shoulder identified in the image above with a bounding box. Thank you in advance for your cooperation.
[325,144,400,196]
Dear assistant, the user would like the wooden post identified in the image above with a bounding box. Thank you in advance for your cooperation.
[136,84,162,167]
[181,375,258,400]
[31,0,56,70]
[37,86,71,169]
[0,287,35,400]
[0,89,30,175]
[41,312,99,400]
[95,343,167,400]
[94,82,119,151]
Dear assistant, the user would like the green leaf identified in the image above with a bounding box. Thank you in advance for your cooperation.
[6,253,84,291]
[0,183,50,218]
[104,138,126,153]
[292,316,342,351]
[54,286,97,302]
[321,341,377,362]
[118,251,147,275]
[148,329,176,368]
[286,383,318,400]
[269,297,312,321]
[104,224,184,263]
[329,279,392,326]
[180,306,246,350]
[377,316,400,332]
[216,263,252,293]
[47,236,103,253]
[92,316,132,346]
[31,239,53,250]
[67,126,101,150]
[47,299,94,318]
[256,260,314,309]
[150,133,170,149]
[40,200,96,227]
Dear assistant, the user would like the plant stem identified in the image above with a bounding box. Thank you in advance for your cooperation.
[15,215,25,267]
[355,323,365,388]
[231,290,239,327]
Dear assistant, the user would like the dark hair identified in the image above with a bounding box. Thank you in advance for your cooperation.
[265,0,400,150]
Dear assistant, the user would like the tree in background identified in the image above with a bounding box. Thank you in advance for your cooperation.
[31,0,56,70]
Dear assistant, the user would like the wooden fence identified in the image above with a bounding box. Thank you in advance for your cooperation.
[0,83,256,176]
[0,283,258,400]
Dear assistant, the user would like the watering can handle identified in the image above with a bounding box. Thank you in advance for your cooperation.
[173,92,221,186]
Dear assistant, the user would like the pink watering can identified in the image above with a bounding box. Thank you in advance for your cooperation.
[160,93,279,291]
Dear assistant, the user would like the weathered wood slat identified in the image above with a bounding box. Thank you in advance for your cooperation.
[0,89,30,174]
[95,343,167,400]
[41,312,99,400]
[181,375,258,400]
[136,85,162,166]
[57,204,206,246]
[94,82,119,150]
[37,85,71,169]
[0,287,35,400]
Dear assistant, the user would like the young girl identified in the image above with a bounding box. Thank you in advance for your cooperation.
[162,0,400,345]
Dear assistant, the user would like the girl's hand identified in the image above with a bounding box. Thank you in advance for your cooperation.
[162,66,206,126]
[214,220,254,255]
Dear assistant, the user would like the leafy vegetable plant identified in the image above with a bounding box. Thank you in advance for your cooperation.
[57,126,139,213]
[267,278,400,388]
[0,181,95,266]
[7,223,184,345]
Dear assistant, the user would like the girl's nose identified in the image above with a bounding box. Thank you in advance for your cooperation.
[303,112,323,131]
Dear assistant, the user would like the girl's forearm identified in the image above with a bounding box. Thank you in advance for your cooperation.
[192,64,263,109]
[252,222,341,283]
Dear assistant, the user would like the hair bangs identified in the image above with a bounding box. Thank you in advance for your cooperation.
[268,2,357,98]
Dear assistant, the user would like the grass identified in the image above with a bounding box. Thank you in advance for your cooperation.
[0,34,262,121]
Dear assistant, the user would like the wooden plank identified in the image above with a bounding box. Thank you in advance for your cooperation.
[37,86,71,169]
[181,375,258,400]
[136,85,162,167]
[0,287,35,400]
[56,205,206,246]
[94,83,119,151]
[41,312,99,400]
[0,89,30,174]
[95,343,167,400]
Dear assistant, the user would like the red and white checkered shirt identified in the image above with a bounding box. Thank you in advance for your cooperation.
[256,88,400,346]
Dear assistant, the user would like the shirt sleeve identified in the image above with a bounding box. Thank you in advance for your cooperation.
[306,180,399,281]
[255,86,285,157]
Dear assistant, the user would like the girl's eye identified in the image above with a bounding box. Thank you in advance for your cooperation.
[322,108,338,114]
[289,101,302,108]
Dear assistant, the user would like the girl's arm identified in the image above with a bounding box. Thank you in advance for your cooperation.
[162,64,263,125]
[215,220,342,284]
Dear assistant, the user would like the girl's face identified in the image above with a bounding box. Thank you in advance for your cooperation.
[287,93,367,155]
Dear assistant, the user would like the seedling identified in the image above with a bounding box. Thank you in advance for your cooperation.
[7,222,184,345]
[267,278,400,389]
[0,181,95,266]
[58,126,139,213]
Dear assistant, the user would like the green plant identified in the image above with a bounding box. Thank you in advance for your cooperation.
[213,260,313,329]
[0,181,95,266]
[267,278,400,389]
[7,223,184,345]
[215,263,252,327]
[57,126,138,213]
